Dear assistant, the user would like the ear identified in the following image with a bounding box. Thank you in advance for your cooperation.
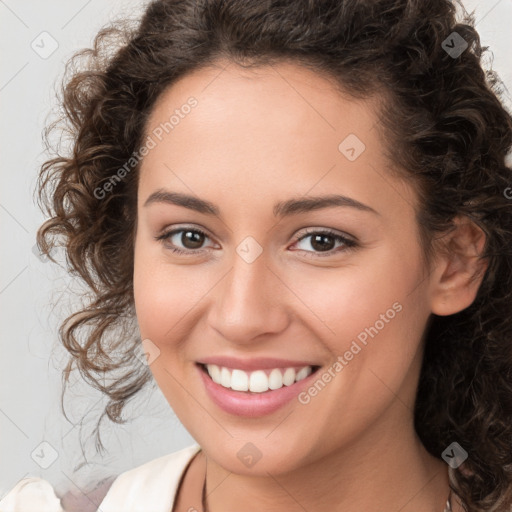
[429,215,488,316]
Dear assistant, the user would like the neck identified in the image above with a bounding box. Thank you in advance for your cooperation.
[203,415,451,512]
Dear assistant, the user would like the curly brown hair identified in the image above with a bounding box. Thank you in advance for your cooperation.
[35,0,512,510]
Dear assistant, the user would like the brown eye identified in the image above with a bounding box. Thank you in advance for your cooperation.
[179,230,206,249]
[155,227,213,255]
[309,233,336,252]
[292,228,357,257]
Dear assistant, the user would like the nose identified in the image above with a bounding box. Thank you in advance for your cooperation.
[206,249,290,344]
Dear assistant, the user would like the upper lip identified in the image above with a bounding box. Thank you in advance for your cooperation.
[196,356,320,371]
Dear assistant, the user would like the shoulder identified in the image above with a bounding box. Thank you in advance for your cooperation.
[59,475,118,512]
[0,477,64,512]
[98,442,201,512]
[0,475,119,512]
[0,443,201,512]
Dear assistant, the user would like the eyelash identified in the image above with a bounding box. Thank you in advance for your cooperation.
[154,226,358,258]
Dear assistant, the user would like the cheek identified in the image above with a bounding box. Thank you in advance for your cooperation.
[133,240,182,344]
[134,264,191,341]
[132,249,203,407]
[133,243,216,354]
[291,241,427,366]
[289,245,428,440]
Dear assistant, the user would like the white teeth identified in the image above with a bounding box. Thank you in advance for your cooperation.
[209,364,221,384]
[268,368,283,390]
[296,366,312,381]
[231,369,249,391]
[249,370,268,392]
[220,367,231,388]
[204,364,314,393]
[282,368,296,386]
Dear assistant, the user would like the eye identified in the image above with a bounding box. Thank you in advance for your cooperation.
[155,226,215,255]
[290,228,357,257]
[155,225,358,258]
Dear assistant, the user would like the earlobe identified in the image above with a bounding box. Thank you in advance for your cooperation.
[429,216,488,316]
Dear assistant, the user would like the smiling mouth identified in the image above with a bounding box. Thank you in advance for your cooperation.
[197,362,321,394]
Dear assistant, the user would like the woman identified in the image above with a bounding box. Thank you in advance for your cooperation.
[3,0,512,510]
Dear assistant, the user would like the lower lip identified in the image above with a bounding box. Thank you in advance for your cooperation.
[197,364,320,417]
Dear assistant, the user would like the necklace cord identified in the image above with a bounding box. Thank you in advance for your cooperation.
[201,457,209,512]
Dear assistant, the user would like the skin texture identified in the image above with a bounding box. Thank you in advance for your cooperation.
[133,59,485,512]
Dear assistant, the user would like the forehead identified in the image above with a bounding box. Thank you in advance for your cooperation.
[138,59,416,222]
[145,59,381,144]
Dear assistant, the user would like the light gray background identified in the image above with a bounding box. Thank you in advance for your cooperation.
[1,0,511,499]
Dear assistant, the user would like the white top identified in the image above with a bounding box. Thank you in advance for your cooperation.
[0,443,202,512]
[99,443,201,512]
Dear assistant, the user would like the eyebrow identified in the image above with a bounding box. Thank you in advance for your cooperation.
[143,189,379,217]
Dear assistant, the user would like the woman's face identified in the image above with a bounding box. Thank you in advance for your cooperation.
[133,60,434,474]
